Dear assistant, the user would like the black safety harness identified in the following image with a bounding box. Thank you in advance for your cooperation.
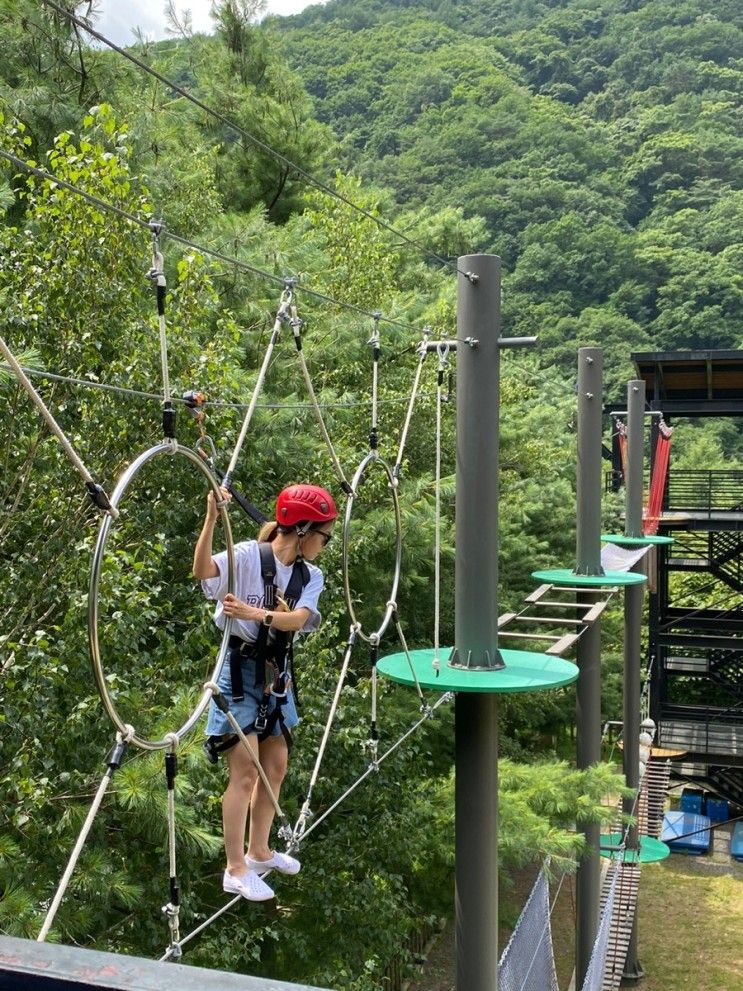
[204,543,310,763]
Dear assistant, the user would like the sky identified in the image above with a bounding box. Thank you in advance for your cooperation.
[95,1,326,46]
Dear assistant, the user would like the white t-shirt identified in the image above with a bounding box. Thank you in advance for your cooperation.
[201,540,324,642]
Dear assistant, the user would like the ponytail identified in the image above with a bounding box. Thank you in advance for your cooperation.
[258,521,279,542]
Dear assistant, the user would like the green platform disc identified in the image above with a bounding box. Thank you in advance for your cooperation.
[602,533,675,546]
[600,833,670,863]
[532,568,647,587]
[377,647,578,694]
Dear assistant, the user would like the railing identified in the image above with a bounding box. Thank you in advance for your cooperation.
[606,469,743,514]
[665,470,743,513]
[383,919,441,990]
[659,702,743,757]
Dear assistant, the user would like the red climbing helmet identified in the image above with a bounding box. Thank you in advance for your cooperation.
[275,484,337,527]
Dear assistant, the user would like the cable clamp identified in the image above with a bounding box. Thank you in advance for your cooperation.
[164,942,182,962]
[147,261,165,283]
[365,736,379,765]
[182,389,206,409]
[147,217,166,288]
[278,278,297,311]
[278,822,293,844]
[420,702,433,718]
[293,804,313,842]
[463,271,480,285]
[85,481,117,518]
[368,311,381,348]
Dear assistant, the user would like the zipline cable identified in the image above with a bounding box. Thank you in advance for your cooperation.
[37,730,132,941]
[0,147,422,335]
[289,304,353,494]
[393,330,430,480]
[433,340,450,675]
[37,0,471,279]
[222,284,294,489]
[292,626,360,844]
[297,692,452,846]
[0,360,434,410]
[341,451,402,644]
[0,335,117,517]
[392,608,427,707]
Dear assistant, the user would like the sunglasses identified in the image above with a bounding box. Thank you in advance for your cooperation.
[314,529,333,545]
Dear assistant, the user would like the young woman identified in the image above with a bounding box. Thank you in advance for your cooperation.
[193,483,337,901]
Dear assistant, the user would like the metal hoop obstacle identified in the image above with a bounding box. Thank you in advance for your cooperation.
[88,441,236,751]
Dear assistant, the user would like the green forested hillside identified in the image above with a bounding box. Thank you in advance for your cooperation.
[280,0,743,393]
[0,1,739,987]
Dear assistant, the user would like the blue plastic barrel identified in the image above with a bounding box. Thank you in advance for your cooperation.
[662,810,711,855]
[706,797,729,823]
[731,821,743,863]
[680,788,704,815]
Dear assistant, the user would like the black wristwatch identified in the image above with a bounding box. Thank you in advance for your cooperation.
[263,611,274,627]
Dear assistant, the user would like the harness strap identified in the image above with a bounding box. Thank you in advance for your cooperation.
[252,545,309,689]
[204,698,294,764]
[230,544,310,703]
[228,636,257,704]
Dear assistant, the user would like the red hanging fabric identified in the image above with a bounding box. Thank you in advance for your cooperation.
[615,419,628,482]
[643,421,673,535]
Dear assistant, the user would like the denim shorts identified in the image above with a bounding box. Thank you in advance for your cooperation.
[205,652,299,738]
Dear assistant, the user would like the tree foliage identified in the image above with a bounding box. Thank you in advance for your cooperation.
[280,0,743,397]
[1,0,736,985]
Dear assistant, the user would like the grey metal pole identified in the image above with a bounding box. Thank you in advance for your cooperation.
[625,381,645,541]
[452,255,501,991]
[450,258,502,673]
[622,380,646,984]
[575,611,601,990]
[575,347,603,990]
[575,349,604,577]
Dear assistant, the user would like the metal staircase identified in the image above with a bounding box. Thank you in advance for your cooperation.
[650,468,743,808]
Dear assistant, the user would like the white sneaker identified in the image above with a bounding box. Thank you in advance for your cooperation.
[223,868,275,901]
[246,850,301,876]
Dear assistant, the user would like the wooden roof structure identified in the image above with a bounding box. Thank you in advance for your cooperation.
[632,350,743,416]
